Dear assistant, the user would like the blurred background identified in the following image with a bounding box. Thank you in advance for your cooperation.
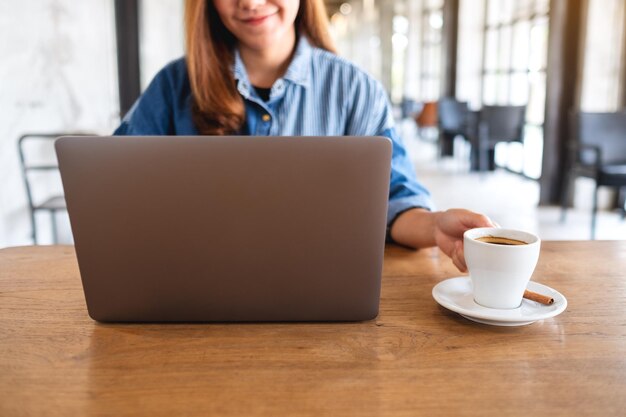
[1,0,626,247]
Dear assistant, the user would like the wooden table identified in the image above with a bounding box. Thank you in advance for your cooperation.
[1,242,625,416]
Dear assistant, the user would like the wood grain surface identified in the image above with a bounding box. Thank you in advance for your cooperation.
[1,242,625,417]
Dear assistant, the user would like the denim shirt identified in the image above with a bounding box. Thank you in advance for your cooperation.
[114,36,435,226]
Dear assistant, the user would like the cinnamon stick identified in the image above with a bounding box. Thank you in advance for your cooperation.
[523,289,554,305]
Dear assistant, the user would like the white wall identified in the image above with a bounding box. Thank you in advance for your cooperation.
[0,0,119,247]
[0,0,187,248]
[139,0,185,91]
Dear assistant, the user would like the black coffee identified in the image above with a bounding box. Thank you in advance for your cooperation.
[475,236,527,245]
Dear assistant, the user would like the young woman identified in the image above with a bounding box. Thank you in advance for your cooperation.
[114,0,494,272]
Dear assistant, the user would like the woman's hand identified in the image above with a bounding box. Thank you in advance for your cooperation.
[432,209,495,272]
[390,208,495,272]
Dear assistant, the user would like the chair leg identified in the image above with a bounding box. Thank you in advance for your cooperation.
[619,187,626,221]
[479,146,485,172]
[440,133,454,158]
[31,210,38,245]
[478,123,489,173]
[50,210,59,245]
[488,149,496,171]
[469,146,479,171]
[560,175,572,223]
[591,184,599,240]
[436,132,443,161]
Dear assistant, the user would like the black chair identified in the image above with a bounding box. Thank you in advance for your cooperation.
[469,105,526,172]
[560,112,626,239]
[18,133,93,244]
[602,181,626,221]
[437,97,470,158]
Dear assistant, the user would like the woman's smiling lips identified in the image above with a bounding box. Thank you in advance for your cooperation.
[240,12,277,26]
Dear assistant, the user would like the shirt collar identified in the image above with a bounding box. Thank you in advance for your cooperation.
[232,35,312,93]
[282,35,312,87]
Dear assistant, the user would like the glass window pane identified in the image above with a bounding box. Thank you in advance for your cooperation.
[457,0,485,109]
[512,21,530,71]
[514,0,534,20]
[427,10,444,33]
[426,0,443,9]
[528,72,546,124]
[502,141,524,173]
[423,77,440,101]
[423,52,431,80]
[477,0,548,177]
[430,25,442,43]
[580,0,624,111]
[433,78,441,100]
[499,0,515,23]
[425,45,440,75]
[494,142,508,167]
[536,0,550,16]
[483,74,497,104]
[523,125,544,179]
[510,72,529,105]
[497,74,509,104]
[484,29,498,70]
[498,26,512,70]
[487,0,501,25]
[423,16,441,43]
[529,19,549,71]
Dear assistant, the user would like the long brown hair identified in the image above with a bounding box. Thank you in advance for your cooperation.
[185,0,336,135]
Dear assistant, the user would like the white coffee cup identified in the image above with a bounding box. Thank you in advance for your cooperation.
[463,228,541,309]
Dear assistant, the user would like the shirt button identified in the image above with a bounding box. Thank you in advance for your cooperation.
[262,114,271,122]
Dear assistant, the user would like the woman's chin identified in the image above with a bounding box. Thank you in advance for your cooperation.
[239,33,289,52]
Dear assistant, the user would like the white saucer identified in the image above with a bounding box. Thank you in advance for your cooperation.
[432,277,567,326]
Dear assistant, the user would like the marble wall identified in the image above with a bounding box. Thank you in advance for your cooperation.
[0,0,119,247]
[0,0,185,247]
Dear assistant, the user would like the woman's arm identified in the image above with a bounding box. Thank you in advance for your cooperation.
[390,208,495,272]
[114,59,191,135]
[337,71,494,271]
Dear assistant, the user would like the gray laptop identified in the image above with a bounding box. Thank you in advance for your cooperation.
[55,136,392,322]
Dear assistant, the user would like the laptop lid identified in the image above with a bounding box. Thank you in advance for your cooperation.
[55,136,392,322]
